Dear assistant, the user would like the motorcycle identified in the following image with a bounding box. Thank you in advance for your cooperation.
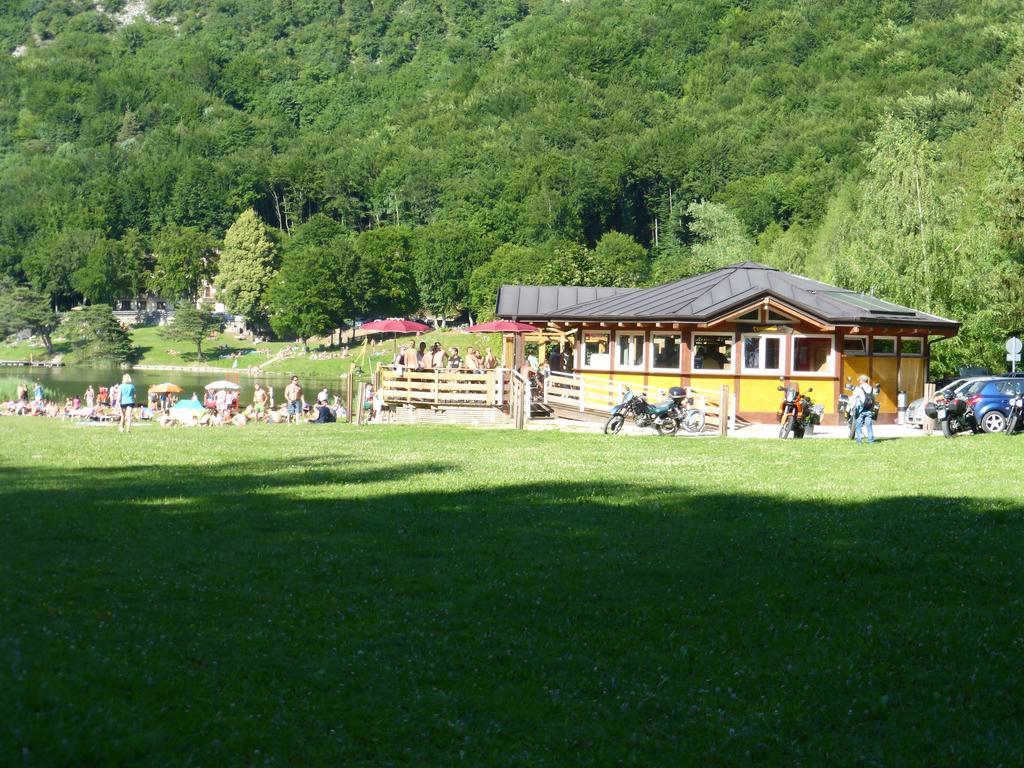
[924,391,978,438]
[777,377,823,439]
[1006,395,1024,434]
[665,386,707,434]
[837,379,882,439]
[604,387,687,436]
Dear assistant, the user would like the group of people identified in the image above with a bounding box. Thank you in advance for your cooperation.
[7,375,139,431]
[393,342,499,375]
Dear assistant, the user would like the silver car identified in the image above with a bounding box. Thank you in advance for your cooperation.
[906,378,971,427]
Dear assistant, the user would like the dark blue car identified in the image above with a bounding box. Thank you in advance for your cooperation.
[963,377,1024,433]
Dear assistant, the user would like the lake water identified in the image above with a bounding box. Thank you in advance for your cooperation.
[3,365,361,406]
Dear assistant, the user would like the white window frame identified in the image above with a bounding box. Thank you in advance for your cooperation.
[898,337,923,357]
[871,335,897,356]
[740,333,785,375]
[580,332,611,370]
[650,332,683,372]
[615,331,646,370]
[691,332,735,373]
[791,334,835,376]
[842,335,868,356]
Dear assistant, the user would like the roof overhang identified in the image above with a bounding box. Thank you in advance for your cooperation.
[698,295,835,331]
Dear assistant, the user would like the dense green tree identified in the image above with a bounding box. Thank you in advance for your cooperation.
[267,237,354,345]
[592,232,649,287]
[150,226,218,302]
[159,303,225,360]
[412,222,493,321]
[21,228,101,310]
[60,304,138,364]
[215,209,277,327]
[351,226,419,318]
[468,243,549,321]
[651,202,753,282]
[73,232,146,305]
[0,280,60,353]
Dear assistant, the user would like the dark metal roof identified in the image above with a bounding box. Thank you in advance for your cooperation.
[496,284,639,320]
[499,262,959,329]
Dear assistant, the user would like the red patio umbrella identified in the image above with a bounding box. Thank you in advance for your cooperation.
[359,319,432,333]
[465,320,540,333]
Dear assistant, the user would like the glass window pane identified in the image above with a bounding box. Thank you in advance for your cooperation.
[843,337,867,355]
[652,334,681,369]
[583,333,609,367]
[617,334,644,367]
[764,338,780,369]
[693,335,731,370]
[899,338,922,355]
[793,337,831,372]
[872,337,895,355]
[743,337,760,369]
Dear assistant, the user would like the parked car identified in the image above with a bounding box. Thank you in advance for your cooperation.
[906,378,970,427]
[959,377,1024,433]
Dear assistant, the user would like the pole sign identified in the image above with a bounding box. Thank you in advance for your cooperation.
[1007,337,1022,372]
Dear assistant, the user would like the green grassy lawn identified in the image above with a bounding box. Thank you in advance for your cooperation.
[129,326,288,368]
[3,421,1023,765]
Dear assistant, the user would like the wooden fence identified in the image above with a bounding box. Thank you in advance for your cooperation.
[380,367,505,407]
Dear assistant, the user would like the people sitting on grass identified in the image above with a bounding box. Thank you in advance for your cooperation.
[307,399,336,423]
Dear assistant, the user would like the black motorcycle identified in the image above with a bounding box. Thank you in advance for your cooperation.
[1006,394,1024,434]
[924,393,978,438]
[605,387,681,436]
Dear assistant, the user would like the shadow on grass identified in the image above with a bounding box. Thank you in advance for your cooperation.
[2,460,1024,766]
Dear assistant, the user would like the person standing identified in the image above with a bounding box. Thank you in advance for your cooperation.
[483,348,498,370]
[32,381,43,404]
[119,374,136,433]
[285,376,303,424]
[253,383,268,419]
[85,385,95,408]
[111,383,121,416]
[848,374,877,444]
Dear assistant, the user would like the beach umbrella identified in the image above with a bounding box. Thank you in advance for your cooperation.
[465,320,540,333]
[359,319,431,333]
[205,380,241,391]
[358,318,432,352]
[466,320,541,368]
[149,382,184,394]
[171,397,205,413]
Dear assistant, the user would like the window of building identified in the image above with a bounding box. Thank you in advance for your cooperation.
[616,332,645,369]
[792,336,833,374]
[843,336,867,355]
[692,334,733,371]
[741,334,783,373]
[735,309,760,322]
[582,332,610,368]
[872,336,896,356]
[651,333,681,371]
[899,338,923,356]
[766,309,793,323]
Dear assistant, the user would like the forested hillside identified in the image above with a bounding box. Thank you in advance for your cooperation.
[2,0,1023,372]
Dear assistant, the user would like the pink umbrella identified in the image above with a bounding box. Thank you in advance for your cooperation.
[465,320,540,333]
[360,319,431,333]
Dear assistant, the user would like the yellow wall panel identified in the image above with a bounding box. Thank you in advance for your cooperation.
[872,358,899,412]
[740,378,785,413]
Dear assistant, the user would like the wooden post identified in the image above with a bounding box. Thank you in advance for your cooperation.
[345,373,353,423]
[718,384,730,437]
[923,382,936,435]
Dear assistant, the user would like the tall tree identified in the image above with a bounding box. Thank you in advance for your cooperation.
[73,232,146,305]
[352,226,418,318]
[61,304,138,364]
[160,303,225,360]
[0,280,60,354]
[215,209,277,328]
[267,237,355,346]
[412,222,493,321]
[151,226,219,303]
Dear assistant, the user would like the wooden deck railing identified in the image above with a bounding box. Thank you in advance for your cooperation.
[380,366,506,407]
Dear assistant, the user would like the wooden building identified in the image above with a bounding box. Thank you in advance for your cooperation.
[496,262,959,424]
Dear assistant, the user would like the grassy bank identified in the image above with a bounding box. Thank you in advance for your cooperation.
[5,421,1021,765]
[4,328,503,377]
